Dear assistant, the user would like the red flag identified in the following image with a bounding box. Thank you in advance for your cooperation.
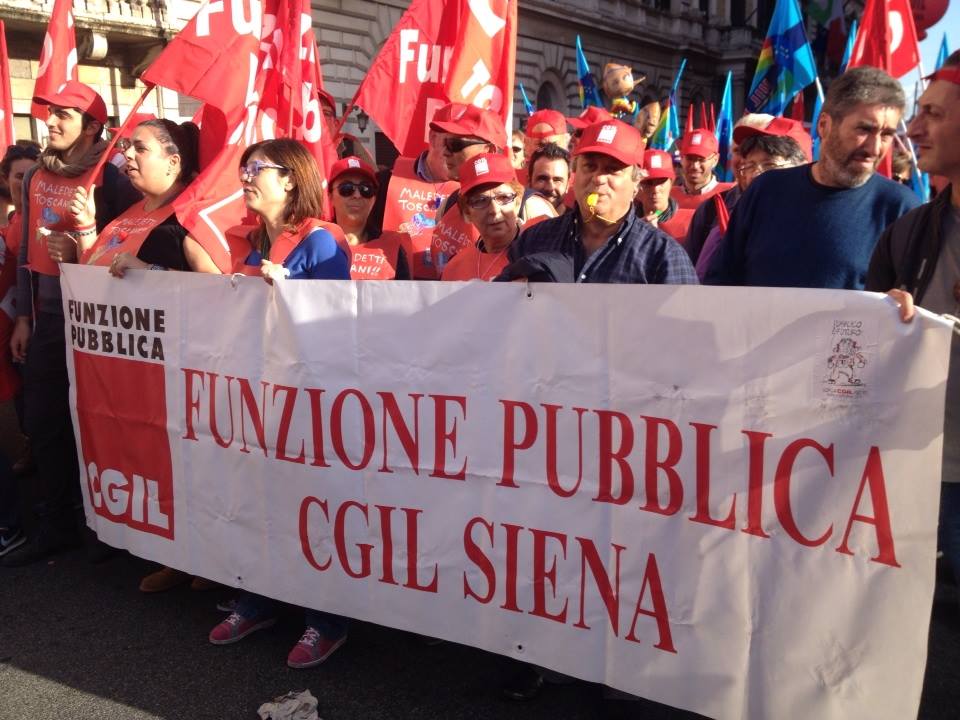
[0,22,14,147]
[141,0,334,271]
[848,0,920,78]
[350,0,517,157]
[685,104,694,135]
[31,0,78,120]
[699,102,708,131]
[709,103,716,133]
[790,91,805,121]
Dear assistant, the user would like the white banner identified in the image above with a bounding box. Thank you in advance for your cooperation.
[61,265,951,720]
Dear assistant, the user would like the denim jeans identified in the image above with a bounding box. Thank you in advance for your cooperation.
[939,483,960,585]
[236,591,348,639]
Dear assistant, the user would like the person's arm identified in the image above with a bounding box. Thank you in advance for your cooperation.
[184,236,222,274]
[96,164,142,231]
[656,237,700,285]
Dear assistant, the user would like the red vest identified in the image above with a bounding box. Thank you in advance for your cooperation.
[82,202,173,266]
[27,166,102,276]
[658,207,695,243]
[382,156,457,277]
[440,243,510,281]
[398,230,438,281]
[346,232,402,280]
[432,198,480,273]
[3,212,22,259]
[670,181,735,211]
[271,218,346,264]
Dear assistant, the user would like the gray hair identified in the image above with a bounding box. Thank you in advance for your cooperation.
[822,67,905,121]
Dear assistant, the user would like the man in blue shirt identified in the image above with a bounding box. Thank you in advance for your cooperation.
[704,67,920,289]
[509,119,697,285]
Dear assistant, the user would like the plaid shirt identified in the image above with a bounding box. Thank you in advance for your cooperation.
[510,205,699,285]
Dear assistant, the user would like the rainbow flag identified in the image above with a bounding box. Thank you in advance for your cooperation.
[746,0,817,116]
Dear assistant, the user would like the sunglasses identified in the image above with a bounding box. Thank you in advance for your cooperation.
[335,181,376,199]
[465,192,517,211]
[444,137,488,154]
[239,160,288,181]
[510,145,523,155]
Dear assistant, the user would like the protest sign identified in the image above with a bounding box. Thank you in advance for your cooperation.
[61,266,950,720]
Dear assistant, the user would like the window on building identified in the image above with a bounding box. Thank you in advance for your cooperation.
[535,82,561,111]
[731,0,746,25]
[757,0,773,30]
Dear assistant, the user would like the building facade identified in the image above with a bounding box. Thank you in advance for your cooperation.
[1,0,767,165]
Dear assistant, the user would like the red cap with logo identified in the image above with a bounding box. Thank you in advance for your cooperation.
[567,105,615,130]
[678,129,719,158]
[525,109,568,138]
[457,153,516,195]
[429,104,507,148]
[733,116,813,161]
[32,80,109,125]
[572,120,645,166]
[641,149,675,180]
[329,156,378,186]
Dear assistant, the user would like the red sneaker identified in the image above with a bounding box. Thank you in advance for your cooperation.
[208,612,277,645]
[286,626,347,668]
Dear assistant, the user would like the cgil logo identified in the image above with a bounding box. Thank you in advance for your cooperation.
[474,157,489,175]
[598,125,618,144]
[86,462,171,532]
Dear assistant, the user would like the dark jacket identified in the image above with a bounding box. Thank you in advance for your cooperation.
[865,185,954,303]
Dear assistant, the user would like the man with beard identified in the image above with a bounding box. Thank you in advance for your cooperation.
[704,67,919,289]
[527,143,570,212]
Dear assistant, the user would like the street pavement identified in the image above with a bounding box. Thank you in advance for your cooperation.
[1,474,959,719]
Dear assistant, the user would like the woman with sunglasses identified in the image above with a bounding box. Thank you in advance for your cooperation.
[237,139,349,283]
[76,119,219,276]
[209,138,349,670]
[441,153,528,281]
[329,156,409,280]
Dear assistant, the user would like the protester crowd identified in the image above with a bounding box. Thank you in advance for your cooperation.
[0,54,957,694]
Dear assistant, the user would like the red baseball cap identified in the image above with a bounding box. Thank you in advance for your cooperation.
[329,156,378,186]
[733,116,813,161]
[641,149,675,180]
[430,104,507,148]
[457,153,516,195]
[567,105,614,130]
[678,129,719,158]
[318,88,337,114]
[33,80,108,125]
[525,109,567,138]
[572,120,645,166]
[431,102,470,126]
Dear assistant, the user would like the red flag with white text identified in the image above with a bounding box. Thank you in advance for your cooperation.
[351,0,517,157]
[848,0,920,78]
[31,0,78,120]
[0,22,15,147]
[141,0,334,272]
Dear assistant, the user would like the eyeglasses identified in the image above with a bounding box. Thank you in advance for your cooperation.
[116,138,132,152]
[239,160,288,181]
[444,137,488,154]
[738,161,788,177]
[466,192,517,210]
[335,181,376,199]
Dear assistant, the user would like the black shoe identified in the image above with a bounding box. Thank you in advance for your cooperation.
[502,666,544,701]
[1,530,80,567]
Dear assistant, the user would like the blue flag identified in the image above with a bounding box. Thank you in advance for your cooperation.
[716,71,734,182]
[839,19,857,73]
[575,36,604,109]
[936,33,950,70]
[745,0,817,116]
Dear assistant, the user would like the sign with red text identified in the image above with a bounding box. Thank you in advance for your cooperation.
[61,266,950,720]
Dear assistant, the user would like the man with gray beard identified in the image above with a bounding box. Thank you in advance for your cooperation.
[704,67,919,289]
